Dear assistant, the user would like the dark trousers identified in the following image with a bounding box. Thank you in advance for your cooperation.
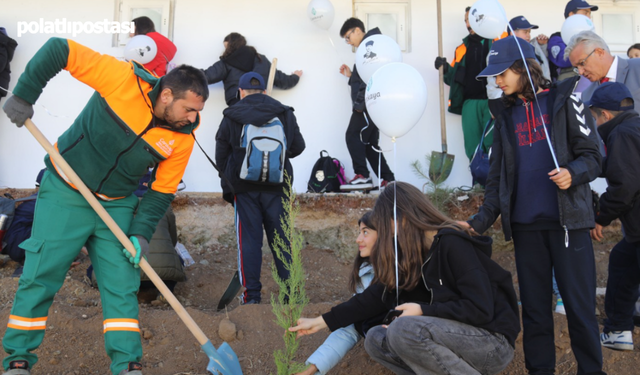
[345,110,394,181]
[604,237,640,333]
[512,230,605,375]
[235,191,290,303]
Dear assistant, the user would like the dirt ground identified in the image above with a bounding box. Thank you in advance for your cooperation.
[0,188,639,375]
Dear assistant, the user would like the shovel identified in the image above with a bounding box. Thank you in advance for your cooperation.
[23,118,243,375]
[429,0,455,184]
[217,57,279,311]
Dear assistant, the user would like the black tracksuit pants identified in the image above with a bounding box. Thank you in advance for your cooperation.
[512,229,605,375]
[235,191,290,303]
[345,110,394,181]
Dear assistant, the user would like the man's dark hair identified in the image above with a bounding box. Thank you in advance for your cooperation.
[132,16,156,35]
[340,18,365,37]
[465,6,471,12]
[592,98,634,118]
[160,65,209,101]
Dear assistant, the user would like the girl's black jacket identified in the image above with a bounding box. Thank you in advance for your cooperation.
[322,228,521,347]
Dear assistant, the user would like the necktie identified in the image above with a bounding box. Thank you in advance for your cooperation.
[600,77,610,84]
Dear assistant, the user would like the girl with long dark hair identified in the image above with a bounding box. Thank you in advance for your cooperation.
[465,36,605,375]
[291,182,520,374]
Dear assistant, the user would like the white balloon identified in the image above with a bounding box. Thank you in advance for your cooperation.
[307,0,335,30]
[124,35,157,64]
[468,0,508,40]
[355,35,403,84]
[561,15,595,45]
[365,63,428,139]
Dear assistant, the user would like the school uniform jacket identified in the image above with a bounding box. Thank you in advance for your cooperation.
[12,37,200,241]
[469,76,602,241]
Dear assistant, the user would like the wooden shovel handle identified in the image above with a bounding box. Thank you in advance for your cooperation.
[24,118,210,346]
[266,58,277,96]
[437,0,448,154]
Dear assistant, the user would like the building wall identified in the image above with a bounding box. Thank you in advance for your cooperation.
[0,0,637,192]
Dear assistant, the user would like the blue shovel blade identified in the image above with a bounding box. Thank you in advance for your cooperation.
[202,340,243,375]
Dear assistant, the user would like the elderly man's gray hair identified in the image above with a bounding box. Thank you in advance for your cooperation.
[564,30,610,61]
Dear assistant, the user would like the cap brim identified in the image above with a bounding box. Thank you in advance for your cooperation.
[476,63,511,79]
[530,24,539,29]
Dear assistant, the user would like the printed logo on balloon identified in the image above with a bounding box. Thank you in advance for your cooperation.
[307,0,335,30]
[468,0,508,40]
[124,35,157,64]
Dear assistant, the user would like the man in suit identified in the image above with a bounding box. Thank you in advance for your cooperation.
[566,30,640,110]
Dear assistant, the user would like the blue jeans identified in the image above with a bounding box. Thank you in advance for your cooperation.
[604,238,640,333]
[364,316,513,375]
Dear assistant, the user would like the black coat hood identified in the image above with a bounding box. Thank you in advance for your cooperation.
[221,45,256,72]
[222,93,292,126]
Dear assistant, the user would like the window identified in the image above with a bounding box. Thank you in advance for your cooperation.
[113,0,174,47]
[589,2,640,56]
[354,0,411,52]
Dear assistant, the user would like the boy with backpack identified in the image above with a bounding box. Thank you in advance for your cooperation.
[215,72,305,304]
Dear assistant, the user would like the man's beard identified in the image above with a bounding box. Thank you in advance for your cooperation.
[162,103,187,130]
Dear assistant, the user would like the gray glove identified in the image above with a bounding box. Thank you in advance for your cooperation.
[3,95,34,128]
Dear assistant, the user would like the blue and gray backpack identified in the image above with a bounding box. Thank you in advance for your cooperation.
[239,117,287,184]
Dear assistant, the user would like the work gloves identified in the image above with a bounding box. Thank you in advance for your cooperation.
[3,95,33,127]
[123,235,149,268]
[434,56,449,74]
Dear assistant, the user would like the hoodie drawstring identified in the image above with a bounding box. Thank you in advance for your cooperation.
[523,99,537,147]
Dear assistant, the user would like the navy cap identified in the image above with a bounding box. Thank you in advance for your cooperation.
[477,37,536,79]
[238,72,266,91]
[564,0,598,19]
[509,16,539,31]
[584,82,635,111]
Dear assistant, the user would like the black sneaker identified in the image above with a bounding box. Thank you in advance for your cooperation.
[3,361,30,375]
[118,362,143,375]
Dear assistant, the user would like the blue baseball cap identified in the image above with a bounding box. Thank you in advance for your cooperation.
[564,0,598,19]
[509,16,538,31]
[476,37,536,79]
[238,72,266,91]
[584,82,635,111]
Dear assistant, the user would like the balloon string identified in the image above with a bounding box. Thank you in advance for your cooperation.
[392,139,398,306]
[506,25,560,171]
[0,85,71,120]
[327,33,343,66]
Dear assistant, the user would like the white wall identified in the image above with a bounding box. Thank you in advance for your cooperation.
[0,0,638,193]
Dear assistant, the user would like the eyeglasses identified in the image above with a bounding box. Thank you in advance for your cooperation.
[573,49,597,74]
[344,28,356,43]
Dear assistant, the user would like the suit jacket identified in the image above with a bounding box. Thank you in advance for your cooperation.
[582,57,640,113]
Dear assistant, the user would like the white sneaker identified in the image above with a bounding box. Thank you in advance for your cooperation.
[601,330,634,351]
[555,298,566,315]
[340,174,373,191]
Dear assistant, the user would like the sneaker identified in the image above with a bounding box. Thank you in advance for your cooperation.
[555,298,566,315]
[118,362,143,375]
[3,361,30,375]
[241,299,260,305]
[341,174,373,191]
[601,330,634,351]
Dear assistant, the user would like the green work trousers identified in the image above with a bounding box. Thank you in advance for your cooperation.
[461,98,493,161]
[2,171,142,375]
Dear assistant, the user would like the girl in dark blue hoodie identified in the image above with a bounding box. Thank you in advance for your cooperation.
[290,182,520,375]
[468,37,604,375]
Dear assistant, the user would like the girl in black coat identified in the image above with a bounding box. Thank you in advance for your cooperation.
[203,32,302,106]
[290,182,520,375]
